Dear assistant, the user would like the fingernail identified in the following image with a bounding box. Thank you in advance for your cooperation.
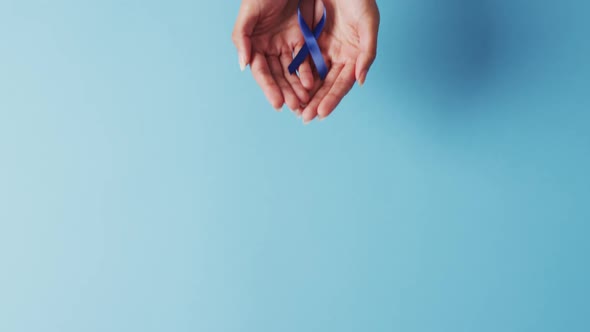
[318,114,325,121]
[239,55,247,72]
[359,71,368,86]
[275,106,283,112]
[303,117,311,125]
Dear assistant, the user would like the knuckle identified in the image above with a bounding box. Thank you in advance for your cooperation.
[370,50,378,60]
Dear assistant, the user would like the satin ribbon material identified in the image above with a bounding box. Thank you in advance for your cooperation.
[288,5,329,80]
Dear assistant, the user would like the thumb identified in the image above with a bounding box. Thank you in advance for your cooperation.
[355,7,380,85]
[232,2,258,71]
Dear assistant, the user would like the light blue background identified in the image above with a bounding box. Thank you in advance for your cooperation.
[1,0,589,331]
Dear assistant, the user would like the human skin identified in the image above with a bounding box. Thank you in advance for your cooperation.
[301,0,379,123]
[232,0,315,112]
[232,0,380,123]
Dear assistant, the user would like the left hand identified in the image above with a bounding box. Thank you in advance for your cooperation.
[301,0,380,123]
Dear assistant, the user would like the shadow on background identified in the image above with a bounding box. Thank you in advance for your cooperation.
[376,0,502,108]
[373,0,586,116]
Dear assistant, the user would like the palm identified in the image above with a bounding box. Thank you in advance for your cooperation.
[239,0,316,112]
[249,1,301,56]
[301,0,379,122]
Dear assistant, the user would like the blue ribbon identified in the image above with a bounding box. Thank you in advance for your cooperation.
[288,4,329,80]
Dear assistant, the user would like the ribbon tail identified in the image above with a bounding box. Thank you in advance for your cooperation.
[289,45,309,75]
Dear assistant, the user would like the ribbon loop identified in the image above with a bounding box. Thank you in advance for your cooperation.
[288,5,329,80]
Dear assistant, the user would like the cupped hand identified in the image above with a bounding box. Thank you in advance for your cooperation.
[232,0,317,112]
[301,0,380,123]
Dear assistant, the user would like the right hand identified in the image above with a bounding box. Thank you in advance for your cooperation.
[232,0,316,112]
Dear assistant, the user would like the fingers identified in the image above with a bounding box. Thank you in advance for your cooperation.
[293,47,315,90]
[299,63,315,90]
[268,56,300,112]
[301,63,345,123]
[317,64,356,119]
[251,53,284,110]
[355,6,380,85]
[232,2,257,70]
[280,53,310,110]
